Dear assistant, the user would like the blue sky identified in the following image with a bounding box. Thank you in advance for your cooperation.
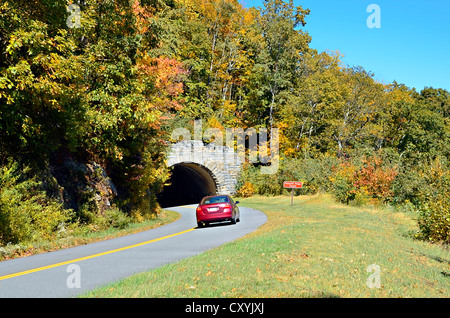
[240,0,450,92]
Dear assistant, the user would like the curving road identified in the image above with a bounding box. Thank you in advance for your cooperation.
[0,205,267,298]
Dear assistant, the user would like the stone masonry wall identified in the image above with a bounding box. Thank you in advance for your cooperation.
[167,140,242,195]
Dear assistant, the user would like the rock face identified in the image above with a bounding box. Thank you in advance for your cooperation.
[50,158,117,215]
[85,162,118,214]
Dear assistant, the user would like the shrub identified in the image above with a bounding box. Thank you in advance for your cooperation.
[329,155,398,205]
[236,181,255,198]
[391,165,428,205]
[415,158,450,243]
[236,163,282,196]
[99,207,132,230]
[282,156,338,194]
[416,200,450,243]
[329,161,358,204]
[236,156,338,198]
[0,160,73,244]
[353,156,398,203]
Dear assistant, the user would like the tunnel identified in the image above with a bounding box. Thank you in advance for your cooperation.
[157,163,218,208]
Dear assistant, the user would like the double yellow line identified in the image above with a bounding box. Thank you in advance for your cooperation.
[0,227,195,281]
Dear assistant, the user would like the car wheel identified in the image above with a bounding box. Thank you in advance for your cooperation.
[231,216,237,224]
[197,221,206,228]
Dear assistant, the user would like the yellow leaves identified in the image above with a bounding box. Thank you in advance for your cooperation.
[386,83,416,104]
[236,181,255,198]
[206,115,224,131]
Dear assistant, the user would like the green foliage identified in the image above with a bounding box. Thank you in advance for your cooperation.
[282,156,338,194]
[0,1,84,165]
[0,160,73,244]
[328,161,358,204]
[236,156,337,197]
[417,201,450,244]
[0,0,185,216]
[414,158,450,243]
[79,206,132,232]
[248,0,311,128]
[236,163,284,196]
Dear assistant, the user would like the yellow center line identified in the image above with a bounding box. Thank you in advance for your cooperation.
[0,227,195,281]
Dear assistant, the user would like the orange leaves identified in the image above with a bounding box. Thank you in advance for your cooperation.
[137,56,187,91]
[151,57,188,97]
[352,156,398,201]
[330,156,398,204]
[132,0,153,34]
[136,55,188,112]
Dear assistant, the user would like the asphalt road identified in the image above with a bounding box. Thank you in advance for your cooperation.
[0,205,267,298]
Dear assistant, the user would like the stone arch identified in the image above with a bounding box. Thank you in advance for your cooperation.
[157,140,242,207]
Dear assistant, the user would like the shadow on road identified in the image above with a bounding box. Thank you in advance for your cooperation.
[195,221,236,229]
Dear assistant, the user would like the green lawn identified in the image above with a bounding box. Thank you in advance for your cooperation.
[83,194,450,298]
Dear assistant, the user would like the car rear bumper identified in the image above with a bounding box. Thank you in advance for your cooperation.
[197,211,233,223]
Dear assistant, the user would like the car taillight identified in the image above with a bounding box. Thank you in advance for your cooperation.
[196,207,202,213]
[223,204,232,212]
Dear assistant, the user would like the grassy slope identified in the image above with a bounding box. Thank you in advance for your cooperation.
[83,194,449,298]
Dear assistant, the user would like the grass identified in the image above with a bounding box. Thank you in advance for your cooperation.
[83,193,450,298]
[0,209,180,261]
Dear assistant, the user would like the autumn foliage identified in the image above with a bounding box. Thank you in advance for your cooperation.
[0,0,449,244]
[329,156,398,205]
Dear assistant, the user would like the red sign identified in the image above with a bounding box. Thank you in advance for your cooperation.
[283,181,303,189]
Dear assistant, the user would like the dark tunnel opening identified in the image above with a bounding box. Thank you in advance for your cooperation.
[157,163,217,208]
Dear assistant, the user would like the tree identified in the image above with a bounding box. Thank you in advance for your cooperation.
[0,0,85,166]
[280,51,343,157]
[420,87,450,118]
[73,0,187,213]
[325,66,385,155]
[279,54,386,157]
[378,83,449,164]
[0,0,188,216]
[248,0,311,129]
[154,0,258,128]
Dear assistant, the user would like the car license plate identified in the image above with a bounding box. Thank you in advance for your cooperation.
[208,207,219,212]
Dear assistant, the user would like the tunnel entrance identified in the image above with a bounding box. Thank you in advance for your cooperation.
[157,163,217,208]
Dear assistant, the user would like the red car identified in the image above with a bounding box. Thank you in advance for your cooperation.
[196,195,240,228]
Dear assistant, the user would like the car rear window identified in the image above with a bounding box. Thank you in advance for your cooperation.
[201,196,229,205]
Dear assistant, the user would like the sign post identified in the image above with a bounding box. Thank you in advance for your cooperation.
[283,181,303,206]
